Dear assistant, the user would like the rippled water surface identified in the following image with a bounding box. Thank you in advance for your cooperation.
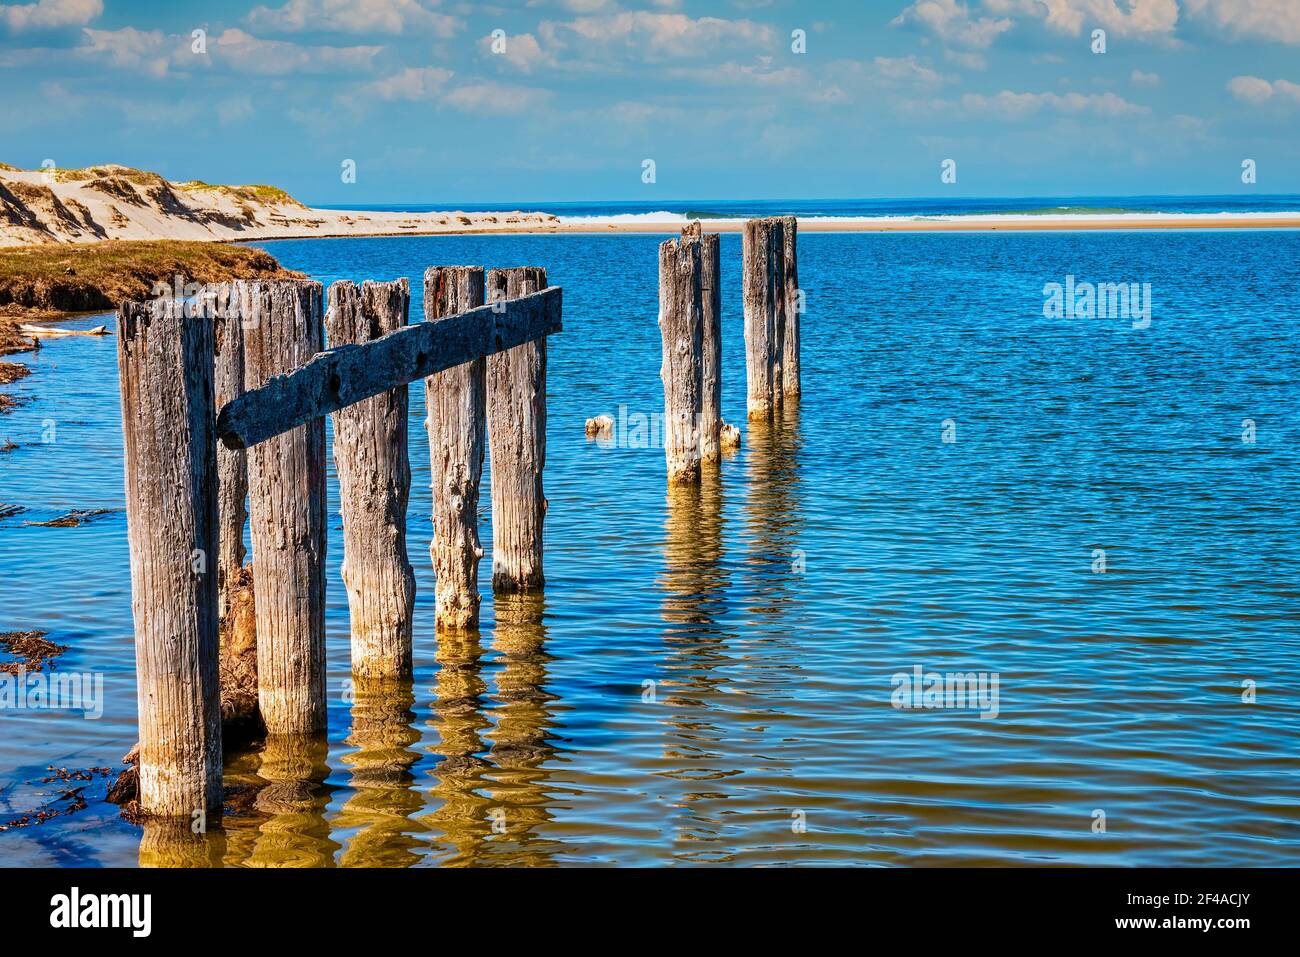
[2,230,1299,866]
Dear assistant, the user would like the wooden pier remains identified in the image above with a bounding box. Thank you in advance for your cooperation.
[779,215,801,399]
[486,267,548,592]
[240,280,329,735]
[424,266,487,630]
[213,291,247,621]
[658,229,704,484]
[118,273,561,816]
[741,216,801,418]
[325,280,416,680]
[117,299,223,816]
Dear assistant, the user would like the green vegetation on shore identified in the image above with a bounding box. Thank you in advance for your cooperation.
[0,239,300,319]
[0,240,302,411]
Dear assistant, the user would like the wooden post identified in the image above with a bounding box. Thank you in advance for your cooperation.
[213,286,247,622]
[658,233,703,484]
[486,267,547,593]
[779,215,800,399]
[117,298,222,816]
[325,279,415,679]
[239,279,328,735]
[741,217,786,419]
[682,222,722,463]
[424,266,487,631]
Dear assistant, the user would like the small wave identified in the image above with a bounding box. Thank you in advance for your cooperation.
[557,211,690,225]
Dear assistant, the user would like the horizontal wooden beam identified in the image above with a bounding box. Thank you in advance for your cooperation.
[217,286,562,450]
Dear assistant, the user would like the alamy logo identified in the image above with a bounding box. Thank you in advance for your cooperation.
[49,887,151,937]
[891,664,1000,720]
[1043,275,1152,329]
[0,667,103,719]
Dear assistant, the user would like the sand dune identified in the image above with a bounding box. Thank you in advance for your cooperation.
[0,163,561,247]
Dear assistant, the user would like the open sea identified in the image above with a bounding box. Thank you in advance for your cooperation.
[321,194,1300,224]
[2,222,1299,866]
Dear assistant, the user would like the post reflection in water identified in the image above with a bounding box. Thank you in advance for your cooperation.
[138,816,226,868]
[234,733,340,867]
[655,403,807,863]
[743,400,804,619]
[483,593,563,865]
[658,465,738,862]
[336,678,426,867]
[423,595,564,866]
[424,630,494,863]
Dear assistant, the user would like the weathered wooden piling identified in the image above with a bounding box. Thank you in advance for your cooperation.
[684,222,722,463]
[779,215,800,399]
[658,233,704,484]
[741,217,786,419]
[240,280,328,735]
[486,267,548,593]
[325,280,416,679]
[424,266,488,631]
[213,287,247,622]
[117,298,222,816]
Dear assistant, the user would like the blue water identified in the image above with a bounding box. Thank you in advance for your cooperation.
[318,194,1300,220]
[2,228,1299,865]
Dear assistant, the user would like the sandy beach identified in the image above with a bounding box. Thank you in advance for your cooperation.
[3,166,1297,248]
[541,213,1300,234]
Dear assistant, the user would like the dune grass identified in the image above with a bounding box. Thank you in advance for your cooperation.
[0,239,300,319]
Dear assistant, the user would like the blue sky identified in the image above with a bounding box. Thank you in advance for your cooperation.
[1,0,1298,203]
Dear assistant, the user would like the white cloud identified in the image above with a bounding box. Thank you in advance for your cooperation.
[247,0,460,38]
[444,81,551,115]
[984,0,1179,38]
[0,0,99,31]
[79,26,173,76]
[211,28,382,74]
[874,55,945,85]
[477,31,554,73]
[891,0,1013,49]
[538,11,774,62]
[78,25,383,76]
[360,66,454,101]
[1227,74,1300,104]
[665,58,803,87]
[945,49,988,70]
[1130,69,1160,85]
[1185,0,1300,44]
[955,89,1150,118]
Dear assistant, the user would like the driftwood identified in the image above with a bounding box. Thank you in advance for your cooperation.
[239,279,328,735]
[217,287,563,450]
[116,298,222,816]
[658,233,704,484]
[721,423,742,451]
[741,217,786,419]
[486,268,548,593]
[326,280,416,678]
[424,266,488,631]
[20,323,108,337]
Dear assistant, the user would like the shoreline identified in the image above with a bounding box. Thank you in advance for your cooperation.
[486,214,1300,235]
[231,212,1300,243]
[8,215,1299,250]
